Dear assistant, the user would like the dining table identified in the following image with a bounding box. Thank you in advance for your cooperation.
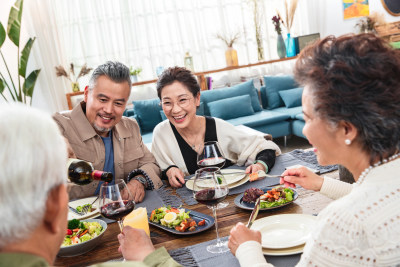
[55,150,339,267]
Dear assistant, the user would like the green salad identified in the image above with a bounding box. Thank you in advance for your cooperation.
[260,187,294,209]
[62,219,103,246]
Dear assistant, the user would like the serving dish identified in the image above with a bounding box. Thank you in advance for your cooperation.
[185,169,249,191]
[251,214,316,249]
[147,208,215,235]
[58,218,107,257]
[234,187,298,211]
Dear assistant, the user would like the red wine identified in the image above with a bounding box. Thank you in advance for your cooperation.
[197,157,226,168]
[68,159,113,185]
[100,200,135,220]
[194,188,228,206]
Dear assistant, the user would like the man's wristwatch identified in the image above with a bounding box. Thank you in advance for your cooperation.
[131,176,147,188]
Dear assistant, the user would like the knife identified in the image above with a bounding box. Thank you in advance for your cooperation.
[246,197,261,229]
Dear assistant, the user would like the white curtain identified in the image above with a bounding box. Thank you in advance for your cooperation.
[25,0,313,112]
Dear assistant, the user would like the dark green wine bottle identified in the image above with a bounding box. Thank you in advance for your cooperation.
[67,159,113,185]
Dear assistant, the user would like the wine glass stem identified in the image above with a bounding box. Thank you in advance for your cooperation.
[212,206,222,245]
[117,219,124,232]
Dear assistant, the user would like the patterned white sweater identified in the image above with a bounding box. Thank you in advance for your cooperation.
[236,158,400,267]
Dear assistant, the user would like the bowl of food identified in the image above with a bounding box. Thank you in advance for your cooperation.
[58,218,107,257]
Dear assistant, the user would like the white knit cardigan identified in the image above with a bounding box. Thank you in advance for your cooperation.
[235,158,400,266]
[151,118,281,175]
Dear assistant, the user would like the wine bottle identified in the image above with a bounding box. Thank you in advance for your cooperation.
[67,158,113,185]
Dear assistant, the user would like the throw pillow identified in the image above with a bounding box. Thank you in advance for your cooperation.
[261,75,298,109]
[207,95,255,120]
[278,87,303,108]
[200,80,262,115]
[133,98,162,133]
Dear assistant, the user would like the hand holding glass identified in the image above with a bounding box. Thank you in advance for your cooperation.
[99,180,135,232]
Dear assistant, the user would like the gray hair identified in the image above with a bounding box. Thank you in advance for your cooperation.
[88,61,132,92]
[294,34,400,163]
[0,104,67,248]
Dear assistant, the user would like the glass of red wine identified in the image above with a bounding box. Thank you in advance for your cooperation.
[193,167,229,253]
[99,180,135,232]
[197,141,229,209]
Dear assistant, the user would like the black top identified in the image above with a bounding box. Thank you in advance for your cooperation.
[162,117,276,178]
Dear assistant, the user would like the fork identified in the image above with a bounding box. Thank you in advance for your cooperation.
[69,196,99,216]
[81,196,99,214]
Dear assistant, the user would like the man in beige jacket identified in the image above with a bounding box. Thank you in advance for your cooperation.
[53,61,162,203]
[0,104,180,267]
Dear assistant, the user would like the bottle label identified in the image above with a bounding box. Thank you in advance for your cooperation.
[92,170,104,180]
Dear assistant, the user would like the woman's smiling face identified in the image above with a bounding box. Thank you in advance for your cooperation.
[302,85,343,166]
[160,81,200,130]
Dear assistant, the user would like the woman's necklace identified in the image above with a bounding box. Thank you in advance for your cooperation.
[356,152,400,186]
[179,119,204,153]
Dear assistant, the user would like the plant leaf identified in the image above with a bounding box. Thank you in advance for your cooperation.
[22,69,40,97]
[19,37,35,77]
[0,22,6,48]
[7,0,23,46]
[0,78,5,94]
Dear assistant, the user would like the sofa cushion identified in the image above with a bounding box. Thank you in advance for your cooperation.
[207,95,255,120]
[261,75,298,109]
[133,98,162,132]
[279,87,303,108]
[295,113,305,121]
[273,106,303,119]
[201,80,262,115]
[226,110,290,127]
[160,101,205,120]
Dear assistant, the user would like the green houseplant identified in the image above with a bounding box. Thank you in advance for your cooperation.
[129,67,142,83]
[0,0,40,105]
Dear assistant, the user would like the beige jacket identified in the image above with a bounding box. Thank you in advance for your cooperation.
[53,102,162,199]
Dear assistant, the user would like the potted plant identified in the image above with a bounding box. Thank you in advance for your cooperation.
[55,63,92,92]
[0,0,41,105]
[129,67,142,83]
[277,0,299,57]
[216,31,240,67]
[272,15,286,59]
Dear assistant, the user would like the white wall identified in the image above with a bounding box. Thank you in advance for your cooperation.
[317,0,400,38]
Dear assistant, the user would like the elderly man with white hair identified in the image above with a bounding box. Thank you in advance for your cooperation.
[0,104,181,267]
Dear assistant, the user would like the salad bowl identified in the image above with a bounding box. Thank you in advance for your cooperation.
[57,218,107,257]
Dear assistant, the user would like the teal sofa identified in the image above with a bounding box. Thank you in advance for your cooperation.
[260,75,305,139]
[124,76,306,144]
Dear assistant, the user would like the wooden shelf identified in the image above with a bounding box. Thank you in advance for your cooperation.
[66,56,298,109]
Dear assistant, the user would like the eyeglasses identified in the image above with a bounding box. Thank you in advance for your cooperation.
[161,97,193,111]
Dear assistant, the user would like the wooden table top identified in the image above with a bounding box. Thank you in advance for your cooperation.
[54,185,334,267]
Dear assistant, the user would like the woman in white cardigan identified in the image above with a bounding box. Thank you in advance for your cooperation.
[151,67,281,188]
[228,34,400,266]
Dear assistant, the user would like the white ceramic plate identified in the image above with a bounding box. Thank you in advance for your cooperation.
[185,174,249,190]
[68,196,100,220]
[251,214,316,249]
[220,169,247,185]
[262,243,305,256]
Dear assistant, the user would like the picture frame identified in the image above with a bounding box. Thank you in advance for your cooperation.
[381,0,400,16]
[66,91,84,110]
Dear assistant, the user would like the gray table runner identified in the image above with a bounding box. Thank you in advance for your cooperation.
[169,236,301,267]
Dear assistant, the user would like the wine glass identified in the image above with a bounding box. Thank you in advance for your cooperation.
[193,167,229,253]
[197,141,229,209]
[99,180,135,232]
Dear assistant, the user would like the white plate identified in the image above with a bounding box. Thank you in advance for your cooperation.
[185,174,249,190]
[262,243,305,256]
[220,169,247,185]
[251,214,316,249]
[68,196,100,220]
